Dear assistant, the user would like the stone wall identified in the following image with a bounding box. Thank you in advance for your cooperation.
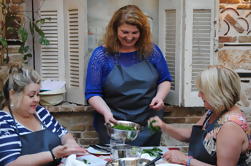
[218,0,251,111]
[218,0,251,70]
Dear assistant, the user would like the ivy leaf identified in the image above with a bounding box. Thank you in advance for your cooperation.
[17,27,28,43]
[0,37,8,48]
[23,54,28,60]
[35,17,51,24]
[23,53,32,64]
[18,44,29,54]
[23,53,32,60]
[34,23,45,37]
[39,37,50,45]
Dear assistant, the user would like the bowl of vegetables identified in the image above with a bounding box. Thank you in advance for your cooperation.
[106,120,141,142]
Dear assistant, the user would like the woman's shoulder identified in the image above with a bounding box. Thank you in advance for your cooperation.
[91,46,107,57]
[220,111,249,132]
[148,44,164,60]
[89,46,111,62]
[151,44,162,54]
[0,110,12,121]
[0,110,15,132]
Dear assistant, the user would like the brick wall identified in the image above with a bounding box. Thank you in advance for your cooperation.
[49,104,251,150]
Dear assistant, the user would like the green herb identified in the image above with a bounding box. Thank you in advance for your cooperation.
[82,159,90,164]
[112,124,136,131]
[148,120,160,132]
[142,147,163,157]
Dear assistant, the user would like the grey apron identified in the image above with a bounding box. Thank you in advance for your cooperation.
[94,60,163,146]
[10,109,61,166]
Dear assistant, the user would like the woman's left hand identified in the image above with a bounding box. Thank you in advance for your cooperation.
[162,150,188,165]
[53,144,87,159]
[149,97,165,110]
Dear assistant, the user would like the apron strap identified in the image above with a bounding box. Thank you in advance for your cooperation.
[202,109,228,129]
[202,110,213,128]
[8,105,21,136]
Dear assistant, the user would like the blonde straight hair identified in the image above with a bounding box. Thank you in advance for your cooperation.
[196,66,240,113]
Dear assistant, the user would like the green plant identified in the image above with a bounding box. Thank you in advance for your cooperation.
[18,17,50,62]
[0,1,50,65]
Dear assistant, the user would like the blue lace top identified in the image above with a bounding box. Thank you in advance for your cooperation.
[85,44,172,100]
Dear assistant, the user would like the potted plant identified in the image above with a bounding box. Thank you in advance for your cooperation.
[0,0,50,65]
[0,0,49,105]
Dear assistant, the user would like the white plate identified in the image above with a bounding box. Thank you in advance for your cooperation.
[87,146,110,155]
[76,154,107,166]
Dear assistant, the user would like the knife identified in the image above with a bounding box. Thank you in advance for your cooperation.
[145,153,162,166]
[89,144,111,153]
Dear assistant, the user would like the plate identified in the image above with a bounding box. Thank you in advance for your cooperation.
[87,146,111,155]
[76,154,107,166]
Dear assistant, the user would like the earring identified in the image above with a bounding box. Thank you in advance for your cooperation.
[10,103,14,109]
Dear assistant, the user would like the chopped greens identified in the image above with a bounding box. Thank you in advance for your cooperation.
[82,159,91,164]
[142,147,162,157]
[148,120,160,132]
[112,124,136,131]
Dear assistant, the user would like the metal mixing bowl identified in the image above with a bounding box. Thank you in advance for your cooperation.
[106,157,155,166]
[106,120,141,142]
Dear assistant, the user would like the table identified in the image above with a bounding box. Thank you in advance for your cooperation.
[61,146,184,166]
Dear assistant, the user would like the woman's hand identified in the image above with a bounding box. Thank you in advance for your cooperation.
[52,144,86,159]
[163,150,188,165]
[149,97,165,110]
[148,116,165,129]
[104,111,117,124]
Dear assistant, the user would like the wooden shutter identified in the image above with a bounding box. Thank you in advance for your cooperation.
[34,0,88,105]
[183,0,215,106]
[64,0,88,105]
[159,0,183,105]
[35,0,65,80]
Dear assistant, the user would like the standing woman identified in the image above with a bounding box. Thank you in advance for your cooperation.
[85,5,172,146]
[0,65,86,166]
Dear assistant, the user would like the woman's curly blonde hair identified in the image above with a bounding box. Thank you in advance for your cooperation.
[103,5,153,57]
